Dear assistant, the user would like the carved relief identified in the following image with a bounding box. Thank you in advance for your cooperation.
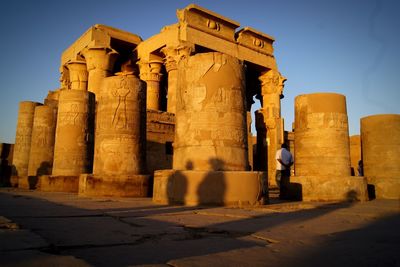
[112,77,131,129]
[253,38,264,48]
[207,19,220,31]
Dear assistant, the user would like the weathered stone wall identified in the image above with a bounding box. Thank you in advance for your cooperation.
[174,52,248,171]
[28,105,57,177]
[93,73,146,176]
[52,90,95,176]
[12,101,42,177]
[294,93,351,176]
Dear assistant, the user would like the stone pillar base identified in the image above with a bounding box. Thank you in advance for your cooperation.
[39,175,79,193]
[17,176,39,190]
[367,177,400,200]
[153,170,268,206]
[79,174,150,197]
[289,176,368,202]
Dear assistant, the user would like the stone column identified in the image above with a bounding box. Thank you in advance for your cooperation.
[79,70,150,197]
[290,93,367,201]
[361,114,400,199]
[161,44,193,113]
[67,60,88,91]
[81,46,119,97]
[259,69,286,187]
[27,105,57,181]
[174,52,248,171]
[52,90,95,176]
[93,71,146,175]
[138,59,163,110]
[294,93,350,176]
[11,101,41,186]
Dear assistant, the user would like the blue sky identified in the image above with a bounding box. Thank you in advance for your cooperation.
[0,0,399,143]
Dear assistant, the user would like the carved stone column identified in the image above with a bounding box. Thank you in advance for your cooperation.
[138,60,163,110]
[27,105,57,187]
[161,44,193,113]
[81,46,119,97]
[259,69,286,187]
[79,69,150,198]
[67,60,88,91]
[52,90,95,176]
[289,93,368,201]
[174,52,248,171]
[11,101,41,187]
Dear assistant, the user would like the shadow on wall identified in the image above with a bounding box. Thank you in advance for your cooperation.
[166,158,227,206]
[197,158,226,205]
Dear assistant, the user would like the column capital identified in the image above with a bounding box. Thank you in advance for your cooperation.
[67,60,88,91]
[137,59,163,82]
[161,43,194,72]
[81,46,119,72]
[259,69,286,96]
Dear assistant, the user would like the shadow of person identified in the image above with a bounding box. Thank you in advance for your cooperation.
[197,158,226,206]
[37,161,52,176]
[166,160,191,205]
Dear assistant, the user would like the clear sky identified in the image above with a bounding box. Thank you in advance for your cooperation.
[0,0,399,143]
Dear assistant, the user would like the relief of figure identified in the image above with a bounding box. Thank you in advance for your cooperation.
[112,78,131,129]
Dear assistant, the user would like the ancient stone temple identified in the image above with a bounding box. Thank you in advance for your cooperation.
[8,4,399,204]
[361,114,400,199]
[289,93,368,201]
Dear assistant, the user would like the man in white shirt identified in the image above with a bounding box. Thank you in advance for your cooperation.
[276,143,293,199]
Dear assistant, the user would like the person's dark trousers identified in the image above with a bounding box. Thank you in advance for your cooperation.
[276,169,290,199]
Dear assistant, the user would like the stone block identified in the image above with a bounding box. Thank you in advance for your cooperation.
[289,176,368,202]
[367,176,400,200]
[39,175,79,193]
[153,170,267,206]
[79,174,150,197]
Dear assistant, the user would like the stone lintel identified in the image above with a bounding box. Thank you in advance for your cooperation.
[236,27,274,56]
[39,175,79,193]
[366,176,400,200]
[137,24,180,62]
[153,170,267,206]
[182,26,277,70]
[61,24,142,72]
[289,176,368,202]
[178,4,240,43]
[79,174,150,197]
